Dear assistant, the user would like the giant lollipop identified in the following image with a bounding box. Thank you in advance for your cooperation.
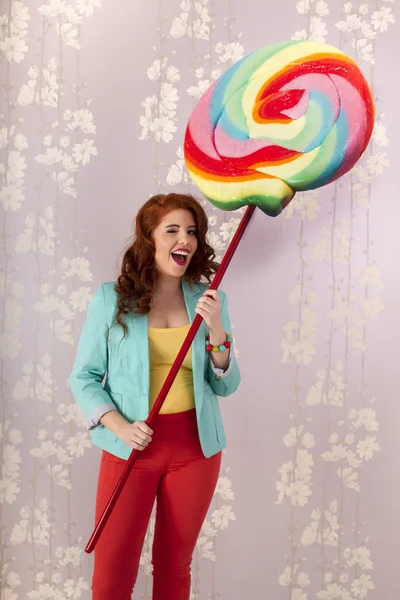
[185,39,374,215]
[85,40,374,553]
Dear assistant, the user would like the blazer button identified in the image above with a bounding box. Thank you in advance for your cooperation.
[215,375,221,381]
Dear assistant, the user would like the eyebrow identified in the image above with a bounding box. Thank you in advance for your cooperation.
[165,224,197,228]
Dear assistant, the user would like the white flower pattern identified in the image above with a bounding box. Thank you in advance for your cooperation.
[276,1,393,598]
[1,0,395,598]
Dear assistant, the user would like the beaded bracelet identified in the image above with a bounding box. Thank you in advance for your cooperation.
[205,333,233,353]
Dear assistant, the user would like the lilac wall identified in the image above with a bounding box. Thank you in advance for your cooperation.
[1,1,398,598]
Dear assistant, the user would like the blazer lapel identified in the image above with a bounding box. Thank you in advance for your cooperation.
[131,311,150,396]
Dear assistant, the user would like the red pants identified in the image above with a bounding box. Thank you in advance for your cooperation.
[92,408,221,600]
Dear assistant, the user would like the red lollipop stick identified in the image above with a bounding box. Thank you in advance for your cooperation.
[85,204,256,553]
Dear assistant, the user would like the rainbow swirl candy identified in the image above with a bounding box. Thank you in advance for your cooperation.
[184,40,374,217]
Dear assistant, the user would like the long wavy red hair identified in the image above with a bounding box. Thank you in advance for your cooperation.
[114,193,219,334]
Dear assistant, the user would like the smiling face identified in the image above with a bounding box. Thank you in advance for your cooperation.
[152,208,198,279]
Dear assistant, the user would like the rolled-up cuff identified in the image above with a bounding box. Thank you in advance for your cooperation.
[87,404,115,430]
[209,350,234,378]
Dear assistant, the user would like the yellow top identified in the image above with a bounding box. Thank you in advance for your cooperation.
[148,324,195,414]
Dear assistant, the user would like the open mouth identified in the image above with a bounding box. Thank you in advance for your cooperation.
[171,252,189,266]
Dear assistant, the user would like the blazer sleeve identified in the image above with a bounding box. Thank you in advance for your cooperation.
[206,290,241,397]
[68,283,116,425]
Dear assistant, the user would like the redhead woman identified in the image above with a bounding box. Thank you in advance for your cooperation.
[69,193,241,600]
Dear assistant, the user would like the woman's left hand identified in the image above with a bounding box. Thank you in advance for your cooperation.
[195,289,223,333]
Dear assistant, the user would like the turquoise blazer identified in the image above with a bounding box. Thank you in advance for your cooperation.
[68,279,241,459]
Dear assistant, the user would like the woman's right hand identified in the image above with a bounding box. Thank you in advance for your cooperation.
[117,420,153,451]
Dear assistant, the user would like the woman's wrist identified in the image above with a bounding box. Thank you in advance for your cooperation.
[207,327,231,371]
[100,410,130,437]
[208,325,226,347]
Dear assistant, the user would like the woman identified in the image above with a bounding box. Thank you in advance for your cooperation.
[69,193,241,600]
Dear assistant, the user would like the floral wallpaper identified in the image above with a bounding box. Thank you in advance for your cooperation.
[0,1,398,599]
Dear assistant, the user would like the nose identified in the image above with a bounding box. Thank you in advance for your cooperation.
[178,233,191,246]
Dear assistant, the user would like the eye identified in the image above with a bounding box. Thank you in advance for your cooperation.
[189,230,197,236]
